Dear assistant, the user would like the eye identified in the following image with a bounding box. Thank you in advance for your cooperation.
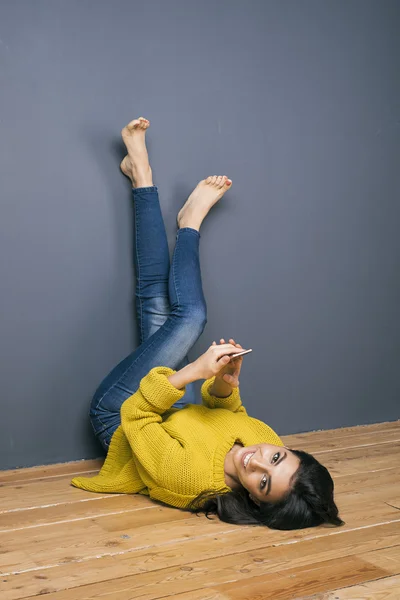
[260,474,268,490]
[271,452,280,464]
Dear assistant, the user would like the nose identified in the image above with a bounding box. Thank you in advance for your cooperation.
[249,452,267,473]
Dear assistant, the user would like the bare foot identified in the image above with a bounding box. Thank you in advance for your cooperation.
[177,176,232,231]
[120,117,153,187]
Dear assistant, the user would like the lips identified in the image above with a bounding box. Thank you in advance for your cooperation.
[242,451,255,469]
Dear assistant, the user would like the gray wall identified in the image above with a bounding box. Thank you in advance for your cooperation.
[1,0,399,470]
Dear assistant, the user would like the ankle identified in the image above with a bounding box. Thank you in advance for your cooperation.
[134,179,154,189]
[178,218,201,232]
[133,166,153,188]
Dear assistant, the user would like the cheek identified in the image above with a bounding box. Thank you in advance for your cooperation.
[241,474,259,496]
[236,469,250,490]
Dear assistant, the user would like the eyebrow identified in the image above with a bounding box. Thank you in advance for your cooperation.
[265,451,287,497]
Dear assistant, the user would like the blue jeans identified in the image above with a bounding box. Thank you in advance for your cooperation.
[90,186,207,449]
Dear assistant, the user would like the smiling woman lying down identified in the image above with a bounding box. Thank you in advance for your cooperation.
[71,117,343,531]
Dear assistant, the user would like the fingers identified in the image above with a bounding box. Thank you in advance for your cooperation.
[212,338,243,348]
[211,343,236,351]
[214,344,244,360]
[211,340,247,365]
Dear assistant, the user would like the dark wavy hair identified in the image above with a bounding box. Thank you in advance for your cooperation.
[188,449,344,530]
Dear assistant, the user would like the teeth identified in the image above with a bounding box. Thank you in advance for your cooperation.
[244,452,254,468]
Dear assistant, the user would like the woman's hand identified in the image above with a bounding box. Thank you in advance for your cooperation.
[211,338,243,388]
[193,341,249,381]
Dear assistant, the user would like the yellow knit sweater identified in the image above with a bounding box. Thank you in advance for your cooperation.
[71,367,283,509]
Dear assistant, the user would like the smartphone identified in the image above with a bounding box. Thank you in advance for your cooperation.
[229,348,253,359]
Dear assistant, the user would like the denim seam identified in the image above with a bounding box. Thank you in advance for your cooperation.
[134,198,145,345]
[172,233,181,315]
[90,413,108,433]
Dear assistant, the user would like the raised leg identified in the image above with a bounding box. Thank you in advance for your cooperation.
[90,227,207,449]
[90,120,233,449]
[120,118,170,344]
[132,186,171,344]
[121,119,196,403]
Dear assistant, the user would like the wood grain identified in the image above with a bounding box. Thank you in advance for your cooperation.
[0,421,399,600]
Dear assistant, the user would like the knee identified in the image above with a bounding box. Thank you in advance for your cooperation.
[176,304,207,336]
[189,304,207,330]
[192,306,207,335]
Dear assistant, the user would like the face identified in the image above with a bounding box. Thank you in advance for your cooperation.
[229,444,300,504]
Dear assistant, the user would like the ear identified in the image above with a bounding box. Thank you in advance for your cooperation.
[249,494,261,507]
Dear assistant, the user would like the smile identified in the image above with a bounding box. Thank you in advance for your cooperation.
[242,452,255,469]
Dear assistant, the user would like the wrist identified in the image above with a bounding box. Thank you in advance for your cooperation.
[209,376,233,398]
[167,362,201,390]
[191,358,209,381]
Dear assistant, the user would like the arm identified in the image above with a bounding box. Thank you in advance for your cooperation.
[120,363,200,478]
[72,363,200,494]
[201,376,246,414]
[201,337,247,413]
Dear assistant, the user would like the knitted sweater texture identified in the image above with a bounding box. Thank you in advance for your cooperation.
[71,367,283,508]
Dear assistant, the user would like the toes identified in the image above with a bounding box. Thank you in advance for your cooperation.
[205,175,231,187]
[138,117,150,129]
[123,117,149,132]
[128,119,141,129]
[204,175,232,188]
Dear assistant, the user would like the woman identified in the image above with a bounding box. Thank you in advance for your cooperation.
[72,118,343,530]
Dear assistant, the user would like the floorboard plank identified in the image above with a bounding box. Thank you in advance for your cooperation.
[312,442,400,477]
[301,574,400,599]
[282,421,399,447]
[0,494,155,531]
[288,429,400,455]
[0,479,118,511]
[333,466,400,494]
[0,460,103,484]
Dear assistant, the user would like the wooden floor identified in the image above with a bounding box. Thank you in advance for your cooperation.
[1,422,400,600]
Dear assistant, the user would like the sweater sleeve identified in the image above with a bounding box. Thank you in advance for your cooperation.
[200,377,247,414]
[120,366,186,479]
